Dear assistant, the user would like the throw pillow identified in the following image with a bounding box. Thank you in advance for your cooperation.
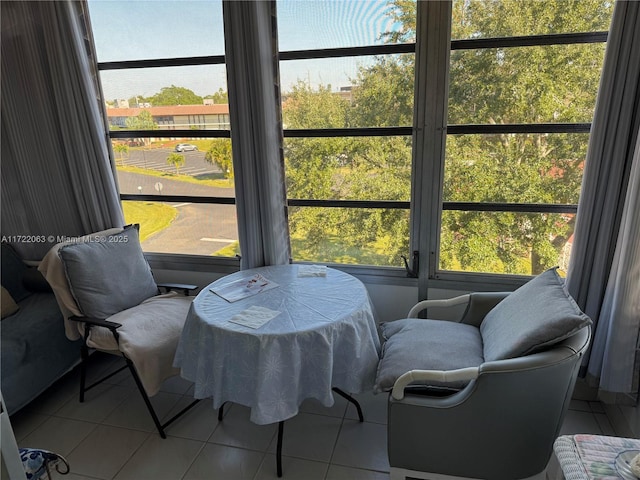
[1,285,19,319]
[375,318,484,392]
[58,225,158,319]
[480,267,591,362]
[38,226,124,318]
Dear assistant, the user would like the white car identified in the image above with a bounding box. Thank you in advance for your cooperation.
[175,143,198,152]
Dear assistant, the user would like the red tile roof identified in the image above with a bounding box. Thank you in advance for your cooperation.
[106,104,229,117]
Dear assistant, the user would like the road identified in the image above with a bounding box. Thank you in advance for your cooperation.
[116,170,239,256]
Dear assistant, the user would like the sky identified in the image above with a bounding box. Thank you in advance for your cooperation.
[87,0,403,101]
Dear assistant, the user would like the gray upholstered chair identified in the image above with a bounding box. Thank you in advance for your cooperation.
[375,268,591,480]
[39,224,199,438]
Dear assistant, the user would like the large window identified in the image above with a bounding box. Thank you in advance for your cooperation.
[87,0,612,283]
[278,0,416,268]
[88,0,238,258]
[436,0,612,277]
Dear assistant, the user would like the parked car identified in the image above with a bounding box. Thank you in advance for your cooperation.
[175,143,198,152]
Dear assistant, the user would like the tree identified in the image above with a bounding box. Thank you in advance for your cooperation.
[150,85,202,106]
[166,152,185,175]
[204,88,229,104]
[112,143,129,166]
[125,110,157,130]
[281,0,612,273]
[204,139,233,178]
[125,110,157,146]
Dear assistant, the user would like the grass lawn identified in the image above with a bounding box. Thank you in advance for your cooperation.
[122,201,177,241]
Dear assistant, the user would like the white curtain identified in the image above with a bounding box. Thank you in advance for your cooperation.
[567,0,640,400]
[1,1,123,261]
[222,0,291,269]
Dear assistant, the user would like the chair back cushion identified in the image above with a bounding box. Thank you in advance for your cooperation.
[481,267,591,362]
[58,225,158,319]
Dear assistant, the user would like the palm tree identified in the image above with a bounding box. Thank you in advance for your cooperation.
[113,143,129,166]
[166,152,185,175]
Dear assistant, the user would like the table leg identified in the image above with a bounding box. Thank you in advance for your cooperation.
[217,401,227,421]
[332,387,364,422]
[277,421,284,477]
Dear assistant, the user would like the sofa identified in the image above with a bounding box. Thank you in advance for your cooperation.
[1,243,81,415]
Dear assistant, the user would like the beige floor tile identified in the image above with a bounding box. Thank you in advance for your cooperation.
[326,465,390,480]
[164,397,220,441]
[267,412,342,463]
[19,416,96,457]
[298,395,347,418]
[560,409,603,435]
[331,420,389,472]
[113,435,204,480]
[344,390,388,425]
[102,390,182,433]
[65,425,149,479]
[208,403,277,451]
[255,454,327,480]
[182,443,263,480]
[55,384,133,424]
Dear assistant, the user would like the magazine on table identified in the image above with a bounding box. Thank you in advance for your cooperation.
[211,273,279,302]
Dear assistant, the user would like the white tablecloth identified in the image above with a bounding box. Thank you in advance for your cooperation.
[174,265,381,425]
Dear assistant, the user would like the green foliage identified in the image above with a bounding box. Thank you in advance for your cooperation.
[204,88,229,104]
[204,139,234,179]
[282,0,612,273]
[125,110,157,130]
[166,152,185,175]
[150,85,202,106]
[112,143,129,165]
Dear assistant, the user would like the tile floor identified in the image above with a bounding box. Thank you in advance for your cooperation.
[9,352,620,480]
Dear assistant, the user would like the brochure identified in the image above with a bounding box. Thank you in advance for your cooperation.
[211,273,279,302]
[229,305,281,329]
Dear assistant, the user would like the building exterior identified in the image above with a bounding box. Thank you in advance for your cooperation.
[106,104,230,130]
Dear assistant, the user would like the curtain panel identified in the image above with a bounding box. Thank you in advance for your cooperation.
[222,0,291,269]
[1,0,123,261]
[567,0,640,400]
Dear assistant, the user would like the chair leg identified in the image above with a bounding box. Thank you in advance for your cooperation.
[79,344,89,403]
[124,357,167,439]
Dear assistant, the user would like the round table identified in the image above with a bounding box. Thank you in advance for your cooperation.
[174,265,381,425]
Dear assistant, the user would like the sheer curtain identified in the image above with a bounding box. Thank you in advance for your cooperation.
[567,0,640,401]
[1,0,123,261]
[222,0,291,269]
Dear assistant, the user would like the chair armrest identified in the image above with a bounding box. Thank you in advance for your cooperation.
[68,315,122,332]
[407,294,471,318]
[157,283,198,295]
[391,367,479,400]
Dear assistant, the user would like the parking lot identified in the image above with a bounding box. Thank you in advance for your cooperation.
[116,148,221,177]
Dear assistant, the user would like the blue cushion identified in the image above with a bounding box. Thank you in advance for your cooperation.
[375,318,484,392]
[58,225,158,319]
[480,267,591,362]
[1,243,31,302]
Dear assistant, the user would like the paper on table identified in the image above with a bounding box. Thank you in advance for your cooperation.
[297,265,327,277]
[211,273,279,302]
[229,305,280,329]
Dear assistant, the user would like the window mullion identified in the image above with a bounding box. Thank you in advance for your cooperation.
[411,0,452,300]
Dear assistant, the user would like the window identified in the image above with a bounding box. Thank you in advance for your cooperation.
[86,0,612,284]
[88,0,238,258]
[435,0,613,278]
[278,0,416,267]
